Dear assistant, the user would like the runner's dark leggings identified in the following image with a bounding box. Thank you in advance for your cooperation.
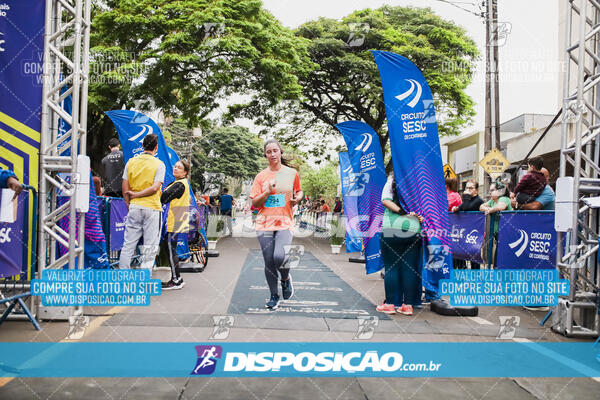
[256,230,293,296]
[166,232,181,281]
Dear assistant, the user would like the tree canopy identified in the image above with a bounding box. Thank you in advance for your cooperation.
[301,162,339,202]
[87,0,312,169]
[247,5,479,162]
[88,3,478,172]
[190,125,264,190]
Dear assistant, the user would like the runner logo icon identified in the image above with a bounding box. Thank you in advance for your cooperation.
[191,345,222,375]
[354,133,373,152]
[128,124,153,143]
[395,79,422,108]
[508,229,528,257]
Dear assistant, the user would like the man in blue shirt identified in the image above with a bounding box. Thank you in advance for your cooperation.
[219,188,236,236]
[512,168,555,210]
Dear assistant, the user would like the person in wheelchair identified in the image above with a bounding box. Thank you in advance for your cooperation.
[161,160,192,290]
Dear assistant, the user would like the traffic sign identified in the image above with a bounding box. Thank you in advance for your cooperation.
[443,163,457,180]
[479,148,510,179]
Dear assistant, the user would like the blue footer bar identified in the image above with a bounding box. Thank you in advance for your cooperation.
[1,342,599,378]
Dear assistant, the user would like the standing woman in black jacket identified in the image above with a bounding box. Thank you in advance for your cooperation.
[452,179,484,213]
[161,160,191,290]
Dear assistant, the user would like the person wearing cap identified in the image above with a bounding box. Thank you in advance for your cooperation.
[0,169,23,198]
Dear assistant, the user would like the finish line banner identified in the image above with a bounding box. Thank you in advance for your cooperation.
[0,342,599,378]
[0,0,45,280]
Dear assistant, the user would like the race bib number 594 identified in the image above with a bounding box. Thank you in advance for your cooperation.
[264,194,285,208]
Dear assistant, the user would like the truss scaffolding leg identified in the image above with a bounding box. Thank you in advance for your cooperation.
[554,0,600,337]
[37,0,91,320]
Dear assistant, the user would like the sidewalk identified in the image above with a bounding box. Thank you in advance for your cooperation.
[1,223,599,399]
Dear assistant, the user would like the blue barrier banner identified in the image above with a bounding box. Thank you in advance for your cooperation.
[109,199,128,251]
[97,197,105,222]
[338,152,363,253]
[0,190,26,278]
[448,213,485,263]
[1,342,599,378]
[496,212,556,270]
[56,175,110,269]
[177,235,189,258]
[335,121,386,273]
[373,50,453,296]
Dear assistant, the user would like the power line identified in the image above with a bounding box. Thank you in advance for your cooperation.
[431,0,485,18]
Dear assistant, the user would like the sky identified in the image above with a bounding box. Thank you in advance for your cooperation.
[261,0,560,134]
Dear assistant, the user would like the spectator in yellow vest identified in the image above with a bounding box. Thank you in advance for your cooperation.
[160,159,191,290]
[119,134,166,273]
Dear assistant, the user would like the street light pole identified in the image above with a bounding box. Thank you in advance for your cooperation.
[484,0,500,194]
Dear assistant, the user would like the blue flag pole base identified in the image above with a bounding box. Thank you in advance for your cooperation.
[430,299,478,317]
[349,253,365,264]
[207,250,220,258]
[180,264,205,273]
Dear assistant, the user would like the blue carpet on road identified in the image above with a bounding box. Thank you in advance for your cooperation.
[227,250,389,319]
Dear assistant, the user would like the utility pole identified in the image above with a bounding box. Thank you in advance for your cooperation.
[484,0,500,194]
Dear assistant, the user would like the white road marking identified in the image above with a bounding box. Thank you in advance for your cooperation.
[249,285,342,292]
[246,307,370,315]
[468,317,494,325]
[252,267,324,272]
[280,300,339,306]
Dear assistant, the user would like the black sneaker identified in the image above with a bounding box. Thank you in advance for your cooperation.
[265,294,280,309]
[162,279,184,291]
[281,274,294,300]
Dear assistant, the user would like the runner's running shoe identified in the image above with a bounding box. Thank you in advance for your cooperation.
[266,294,280,309]
[398,304,413,316]
[281,274,294,300]
[376,302,396,314]
[162,279,184,290]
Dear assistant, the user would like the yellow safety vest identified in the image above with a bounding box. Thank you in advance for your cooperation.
[127,153,163,211]
[167,178,190,233]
